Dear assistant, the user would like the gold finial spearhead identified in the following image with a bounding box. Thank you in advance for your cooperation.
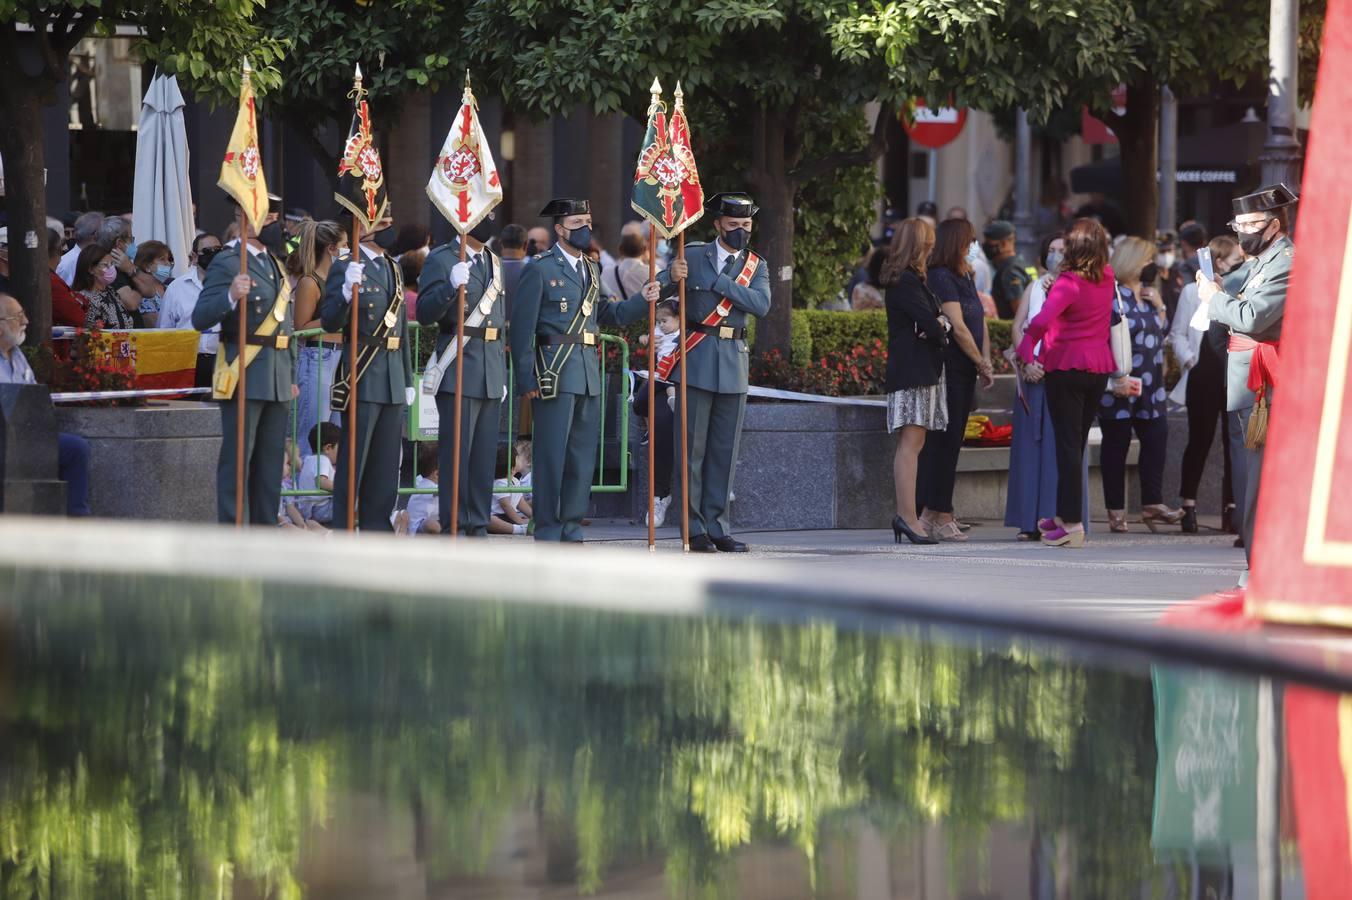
[674,80,685,107]
[354,63,363,83]
[650,77,662,97]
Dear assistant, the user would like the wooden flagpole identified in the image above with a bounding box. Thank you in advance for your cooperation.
[647,221,657,551]
[450,231,467,538]
[677,229,690,553]
[346,216,361,531]
[235,205,249,528]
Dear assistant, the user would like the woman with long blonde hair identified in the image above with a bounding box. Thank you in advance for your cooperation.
[880,217,948,545]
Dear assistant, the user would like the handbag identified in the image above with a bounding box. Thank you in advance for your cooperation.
[1108,281,1132,378]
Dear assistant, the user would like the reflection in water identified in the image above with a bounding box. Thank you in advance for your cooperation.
[0,570,1305,898]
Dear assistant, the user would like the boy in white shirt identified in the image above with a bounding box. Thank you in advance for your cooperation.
[296,423,340,525]
[400,442,442,535]
[490,439,533,535]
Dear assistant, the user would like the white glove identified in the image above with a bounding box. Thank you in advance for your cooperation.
[450,261,471,290]
[343,262,365,294]
[502,384,508,402]
[405,387,416,407]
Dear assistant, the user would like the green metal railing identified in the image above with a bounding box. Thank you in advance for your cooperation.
[281,324,629,503]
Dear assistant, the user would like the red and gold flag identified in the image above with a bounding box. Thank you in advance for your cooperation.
[335,65,389,233]
[217,59,269,235]
[631,80,704,239]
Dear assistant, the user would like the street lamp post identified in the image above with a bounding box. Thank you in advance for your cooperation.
[1259,0,1303,189]
[1011,108,1037,264]
[1158,86,1178,232]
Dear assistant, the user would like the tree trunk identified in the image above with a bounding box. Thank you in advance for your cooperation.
[1115,78,1160,240]
[745,107,794,361]
[0,31,53,346]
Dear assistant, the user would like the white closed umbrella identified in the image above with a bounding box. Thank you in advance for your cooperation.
[132,72,194,277]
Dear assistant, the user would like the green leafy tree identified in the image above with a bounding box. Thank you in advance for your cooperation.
[845,0,1289,239]
[465,0,895,359]
[0,1,283,345]
[252,0,462,175]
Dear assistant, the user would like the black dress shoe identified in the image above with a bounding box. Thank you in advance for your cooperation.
[688,534,719,553]
[1181,507,1199,534]
[712,536,749,553]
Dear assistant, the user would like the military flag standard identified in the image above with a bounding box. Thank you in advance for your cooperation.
[335,65,389,233]
[217,59,269,236]
[631,80,704,239]
[427,74,503,234]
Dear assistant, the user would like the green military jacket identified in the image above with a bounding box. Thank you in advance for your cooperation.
[193,243,294,402]
[509,243,647,398]
[643,241,772,394]
[1208,234,1292,411]
[417,239,507,401]
[321,247,414,405]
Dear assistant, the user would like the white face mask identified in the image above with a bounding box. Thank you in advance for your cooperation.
[965,241,982,265]
[1155,252,1176,270]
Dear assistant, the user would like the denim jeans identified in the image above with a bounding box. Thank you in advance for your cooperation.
[293,345,342,454]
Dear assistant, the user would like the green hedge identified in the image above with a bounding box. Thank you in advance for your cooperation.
[750,310,1014,370]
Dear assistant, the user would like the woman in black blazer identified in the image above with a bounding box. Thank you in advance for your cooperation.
[881,217,949,544]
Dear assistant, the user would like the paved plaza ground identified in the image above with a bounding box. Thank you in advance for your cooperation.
[582,515,1246,626]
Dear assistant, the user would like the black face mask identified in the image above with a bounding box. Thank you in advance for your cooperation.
[525,239,539,256]
[561,224,591,252]
[371,226,398,251]
[1237,221,1275,257]
[259,221,287,258]
[982,242,1001,260]
[469,218,494,245]
[195,247,222,272]
[720,227,749,251]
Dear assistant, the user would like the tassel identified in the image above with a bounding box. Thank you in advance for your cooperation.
[1246,390,1269,449]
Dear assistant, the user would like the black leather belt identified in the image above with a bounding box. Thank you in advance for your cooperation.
[357,333,402,351]
[461,325,501,341]
[540,332,599,346]
[690,322,745,340]
[244,333,292,349]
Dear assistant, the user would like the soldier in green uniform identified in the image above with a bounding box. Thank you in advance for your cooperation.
[1197,183,1296,585]
[194,195,295,525]
[983,220,1035,319]
[321,212,414,531]
[417,213,506,536]
[510,198,648,542]
[633,192,772,553]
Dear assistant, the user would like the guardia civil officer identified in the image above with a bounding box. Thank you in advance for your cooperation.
[194,193,295,524]
[509,198,648,542]
[635,192,772,552]
[1196,183,1296,586]
[321,212,414,531]
[417,212,506,535]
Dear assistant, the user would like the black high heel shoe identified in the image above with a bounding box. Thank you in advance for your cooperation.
[1181,506,1199,534]
[893,515,939,545]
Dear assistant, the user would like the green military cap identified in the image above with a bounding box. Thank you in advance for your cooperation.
[983,219,1015,241]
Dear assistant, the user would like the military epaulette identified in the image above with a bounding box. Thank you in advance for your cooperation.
[686,241,709,250]
[533,252,549,261]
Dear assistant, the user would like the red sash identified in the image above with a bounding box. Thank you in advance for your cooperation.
[656,251,760,381]
[1228,333,1281,393]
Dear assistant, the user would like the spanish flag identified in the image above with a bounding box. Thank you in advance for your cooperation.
[217,59,269,236]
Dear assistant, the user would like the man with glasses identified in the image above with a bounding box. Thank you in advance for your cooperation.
[1196,183,1296,587]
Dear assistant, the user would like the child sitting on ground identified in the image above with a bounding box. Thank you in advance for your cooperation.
[490,438,533,535]
[398,441,442,535]
[296,422,340,525]
[279,439,327,532]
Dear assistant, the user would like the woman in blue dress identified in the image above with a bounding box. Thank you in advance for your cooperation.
[1097,236,1183,533]
[1004,232,1090,538]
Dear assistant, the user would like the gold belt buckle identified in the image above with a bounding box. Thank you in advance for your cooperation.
[484,326,499,341]
[275,334,290,350]
[718,325,735,339]
[386,336,401,351]
[583,332,596,346]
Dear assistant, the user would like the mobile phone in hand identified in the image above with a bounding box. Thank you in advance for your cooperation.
[1197,247,1214,282]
